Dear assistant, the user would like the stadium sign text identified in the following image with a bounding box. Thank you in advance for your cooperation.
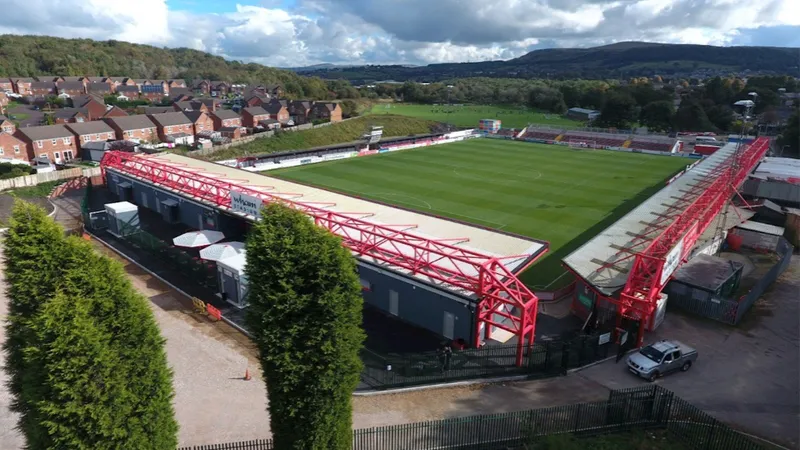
[230,190,263,218]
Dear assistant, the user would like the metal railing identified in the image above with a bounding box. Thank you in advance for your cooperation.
[178,385,766,450]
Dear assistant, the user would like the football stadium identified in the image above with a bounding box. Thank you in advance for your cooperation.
[90,119,770,367]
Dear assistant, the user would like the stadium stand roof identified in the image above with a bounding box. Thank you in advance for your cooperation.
[115,152,547,298]
[563,143,756,296]
[752,157,800,183]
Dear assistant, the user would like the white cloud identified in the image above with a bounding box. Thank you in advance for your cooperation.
[0,0,798,66]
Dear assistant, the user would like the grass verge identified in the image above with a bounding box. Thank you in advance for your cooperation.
[366,103,582,129]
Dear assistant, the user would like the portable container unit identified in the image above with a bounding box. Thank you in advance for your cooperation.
[217,252,248,309]
[478,119,501,133]
[104,201,140,238]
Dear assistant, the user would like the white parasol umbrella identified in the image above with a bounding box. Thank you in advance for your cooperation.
[172,230,226,248]
[199,241,246,262]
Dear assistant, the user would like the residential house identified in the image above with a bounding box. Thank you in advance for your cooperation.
[30,81,57,97]
[241,106,272,128]
[242,85,268,97]
[86,77,106,84]
[288,100,313,125]
[0,79,14,92]
[218,126,243,140]
[57,81,87,97]
[192,79,211,95]
[210,81,230,97]
[169,87,192,102]
[194,98,221,112]
[259,118,281,131]
[0,131,30,162]
[310,102,343,122]
[11,78,34,95]
[102,106,129,119]
[15,124,80,164]
[244,94,269,108]
[173,100,209,113]
[65,121,116,147]
[147,112,195,144]
[265,84,283,98]
[0,115,16,134]
[184,110,214,135]
[141,84,166,103]
[116,85,140,99]
[71,95,106,120]
[50,76,65,83]
[104,115,158,141]
[88,83,112,96]
[134,79,151,87]
[60,76,83,84]
[168,79,187,89]
[53,108,89,124]
[103,77,122,90]
[142,106,174,115]
[211,109,242,130]
[0,92,8,111]
[120,78,137,86]
[264,102,290,123]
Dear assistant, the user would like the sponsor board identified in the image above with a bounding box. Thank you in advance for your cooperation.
[300,158,313,164]
[230,190,263,218]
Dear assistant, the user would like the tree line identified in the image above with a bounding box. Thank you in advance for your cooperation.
[3,198,364,449]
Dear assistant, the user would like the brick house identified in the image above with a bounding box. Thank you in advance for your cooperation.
[60,76,83,84]
[50,76,65,83]
[195,98,221,112]
[173,100,209,113]
[141,84,167,103]
[288,100,313,124]
[218,126,243,140]
[147,112,194,143]
[15,124,80,164]
[11,78,33,95]
[134,79,151,87]
[88,83,112,96]
[102,106,128,119]
[241,106,271,128]
[0,79,14,92]
[168,79,187,88]
[265,84,283,98]
[120,78,137,86]
[31,81,57,97]
[115,85,140,99]
[53,108,89,124]
[211,109,242,130]
[310,102,343,122]
[104,115,158,141]
[264,102,290,123]
[210,81,229,97]
[0,115,16,134]
[169,87,192,102]
[192,79,211,95]
[71,95,107,120]
[57,81,87,97]
[0,92,8,110]
[184,110,214,136]
[0,132,30,162]
[103,77,122,91]
[65,121,116,146]
[244,94,269,108]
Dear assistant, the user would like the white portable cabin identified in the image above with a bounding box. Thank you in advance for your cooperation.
[217,252,248,309]
[104,201,140,238]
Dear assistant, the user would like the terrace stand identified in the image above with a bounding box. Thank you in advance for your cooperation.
[100,151,543,366]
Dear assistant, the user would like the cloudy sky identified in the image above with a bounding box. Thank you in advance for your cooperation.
[0,0,799,67]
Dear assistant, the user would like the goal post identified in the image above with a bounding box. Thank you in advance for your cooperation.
[568,139,597,149]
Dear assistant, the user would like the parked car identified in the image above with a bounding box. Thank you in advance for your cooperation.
[627,340,698,382]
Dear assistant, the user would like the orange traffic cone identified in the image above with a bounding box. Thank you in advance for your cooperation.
[244,368,252,381]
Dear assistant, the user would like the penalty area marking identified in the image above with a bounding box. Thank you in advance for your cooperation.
[374,192,433,210]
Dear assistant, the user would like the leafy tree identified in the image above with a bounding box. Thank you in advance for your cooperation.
[777,109,799,158]
[705,105,734,131]
[639,100,674,132]
[674,99,715,131]
[595,92,637,129]
[3,201,177,449]
[245,203,365,450]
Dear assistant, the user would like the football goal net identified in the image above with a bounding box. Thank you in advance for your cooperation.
[568,139,596,149]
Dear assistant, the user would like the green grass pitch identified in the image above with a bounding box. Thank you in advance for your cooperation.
[367,103,581,129]
[270,139,689,290]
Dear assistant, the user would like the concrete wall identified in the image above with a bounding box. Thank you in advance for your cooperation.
[357,262,476,343]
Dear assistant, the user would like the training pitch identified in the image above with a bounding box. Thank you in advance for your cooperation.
[271,139,689,290]
[367,104,580,128]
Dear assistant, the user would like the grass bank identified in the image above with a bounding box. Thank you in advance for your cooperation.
[201,115,441,161]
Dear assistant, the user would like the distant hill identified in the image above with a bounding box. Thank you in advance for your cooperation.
[296,42,800,83]
[0,34,336,99]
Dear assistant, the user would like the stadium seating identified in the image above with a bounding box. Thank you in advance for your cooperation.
[563,133,627,148]
[521,130,561,141]
[628,140,675,152]
[495,129,518,137]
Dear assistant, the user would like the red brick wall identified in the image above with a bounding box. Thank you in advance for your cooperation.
[158,123,194,141]
[83,101,107,120]
[213,117,242,130]
[121,127,157,141]
[193,115,215,135]
[274,109,289,123]
[76,131,115,145]
[243,112,270,128]
[18,134,79,163]
[0,133,30,162]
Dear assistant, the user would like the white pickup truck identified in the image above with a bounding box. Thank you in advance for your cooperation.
[627,340,698,382]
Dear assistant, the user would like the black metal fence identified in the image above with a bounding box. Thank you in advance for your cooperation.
[360,331,617,390]
[667,237,794,325]
[178,386,766,450]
